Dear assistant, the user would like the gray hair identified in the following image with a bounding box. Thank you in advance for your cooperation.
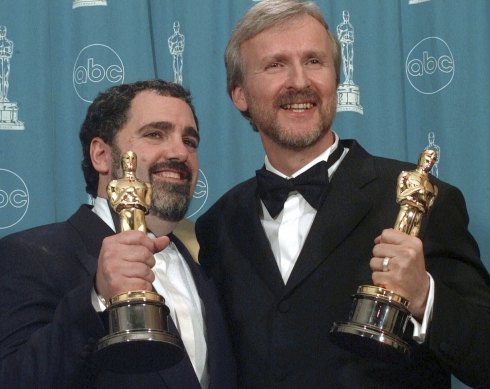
[225,0,340,99]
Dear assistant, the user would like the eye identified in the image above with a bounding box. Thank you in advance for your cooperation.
[183,137,199,149]
[307,58,321,65]
[265,62,282,70]
[145,131,162,139]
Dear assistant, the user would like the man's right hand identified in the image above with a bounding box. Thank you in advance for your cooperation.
[95,231,170,301]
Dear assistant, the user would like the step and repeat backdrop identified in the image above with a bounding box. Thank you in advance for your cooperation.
[0,2,488,385]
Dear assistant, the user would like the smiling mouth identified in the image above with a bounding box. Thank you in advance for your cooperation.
[150,161,192,183]
[154,170,187,181]
[280,102,315,112]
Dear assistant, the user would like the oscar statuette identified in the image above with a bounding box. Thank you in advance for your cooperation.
[95,151,184,373]
[330,148,438,361]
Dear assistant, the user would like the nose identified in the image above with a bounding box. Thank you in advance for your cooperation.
[287,62,310,90]
[163,135,189,162]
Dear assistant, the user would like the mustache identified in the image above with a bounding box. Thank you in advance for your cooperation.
[275,88,321,107]
[149,160,192,181]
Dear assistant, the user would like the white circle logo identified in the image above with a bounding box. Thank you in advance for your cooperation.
[406,37,455,95]
[185,169,208,219]
[0,169,29,229]
[73,44,125,103]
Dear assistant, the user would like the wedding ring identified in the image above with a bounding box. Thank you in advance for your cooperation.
[382,257,390,272]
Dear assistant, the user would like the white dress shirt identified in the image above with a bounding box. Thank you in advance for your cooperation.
[259,132,433,343]
[91,197,209,387]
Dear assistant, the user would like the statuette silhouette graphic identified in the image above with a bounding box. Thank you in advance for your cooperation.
[336,11,363,115]
[72,0,107,8]
[0,26,23,130]
[424,131,440,177]
[168,21,185,85]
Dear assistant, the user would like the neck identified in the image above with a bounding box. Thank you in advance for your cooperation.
[146,214,178,237]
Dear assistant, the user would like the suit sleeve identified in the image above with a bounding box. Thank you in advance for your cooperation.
[0,233,105,388]
[423,183,490,387]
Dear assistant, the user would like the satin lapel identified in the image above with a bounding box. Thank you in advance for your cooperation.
[67,204,115,275]
[285,141,376,294]
[227,180,286,297]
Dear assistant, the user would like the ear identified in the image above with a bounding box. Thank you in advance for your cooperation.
[231,85,249,113]
[90,137,111,174]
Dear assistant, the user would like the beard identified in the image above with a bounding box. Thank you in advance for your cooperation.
[149,171,192,222]
[110,147,193,222]
[247,88,336,151]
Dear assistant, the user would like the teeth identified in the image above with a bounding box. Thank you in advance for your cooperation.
[282,103,313,112]
[157,171,181,179]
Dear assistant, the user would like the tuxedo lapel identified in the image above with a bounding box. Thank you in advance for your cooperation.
[68,205,115,276]
[227,181,286,297]
[166,234,235,389]
[285,141,377,294]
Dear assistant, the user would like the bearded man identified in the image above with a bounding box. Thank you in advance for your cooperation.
[0,80,236,389]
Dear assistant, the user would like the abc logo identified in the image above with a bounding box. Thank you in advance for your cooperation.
[0,169,29,230]
[406,37,454,95]
[73,44,125,103]
[185,169,208,219]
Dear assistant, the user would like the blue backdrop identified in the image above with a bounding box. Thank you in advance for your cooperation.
[0,1,488,387]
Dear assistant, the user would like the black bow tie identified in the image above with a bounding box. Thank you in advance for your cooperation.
[256,145,344,218]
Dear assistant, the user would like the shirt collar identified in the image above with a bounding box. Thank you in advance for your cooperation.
[92,197,116,232]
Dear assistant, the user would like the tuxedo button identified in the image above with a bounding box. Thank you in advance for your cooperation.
[278,300,290,313]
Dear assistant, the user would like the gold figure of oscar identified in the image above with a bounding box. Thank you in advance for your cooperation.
[394,149,438,236]
[107,151,152,233]
[330,149,438,361]
[95,151,183,373]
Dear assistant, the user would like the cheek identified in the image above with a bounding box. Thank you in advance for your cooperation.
[136,169,151,183]
[319,73,338,94]
[247,78,279,102]
[189,157,199,181]
[191,157,199,175]
[134,158,152,181]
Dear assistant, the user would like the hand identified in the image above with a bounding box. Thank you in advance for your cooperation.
[95,231,170,301]
[370,228,429,320]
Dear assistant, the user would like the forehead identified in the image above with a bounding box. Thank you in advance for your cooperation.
[241,15,330,55]
[126,91,196,129]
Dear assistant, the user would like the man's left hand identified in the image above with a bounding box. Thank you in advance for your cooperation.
[370,228,430,321]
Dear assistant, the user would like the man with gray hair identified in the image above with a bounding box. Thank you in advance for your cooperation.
[196,1,489,387]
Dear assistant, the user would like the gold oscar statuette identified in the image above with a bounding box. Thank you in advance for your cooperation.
[95,151,184,373]
[330,148,438,361]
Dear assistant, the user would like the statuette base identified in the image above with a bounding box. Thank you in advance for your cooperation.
[330,285,411,362]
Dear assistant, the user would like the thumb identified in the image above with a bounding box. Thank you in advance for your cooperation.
[153,235,171,253]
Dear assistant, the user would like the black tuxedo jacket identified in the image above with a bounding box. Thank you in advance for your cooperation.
[196,140,489,388]
[0,205,236,388]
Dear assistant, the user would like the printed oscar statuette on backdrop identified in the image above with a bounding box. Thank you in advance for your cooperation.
[95,151,184,373]
[330,148,438,361]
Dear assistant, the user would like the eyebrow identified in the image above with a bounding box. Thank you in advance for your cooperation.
[140,121,200,143]
[262,49,328,63]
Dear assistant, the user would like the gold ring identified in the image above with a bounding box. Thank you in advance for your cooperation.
[382,257,390,272]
